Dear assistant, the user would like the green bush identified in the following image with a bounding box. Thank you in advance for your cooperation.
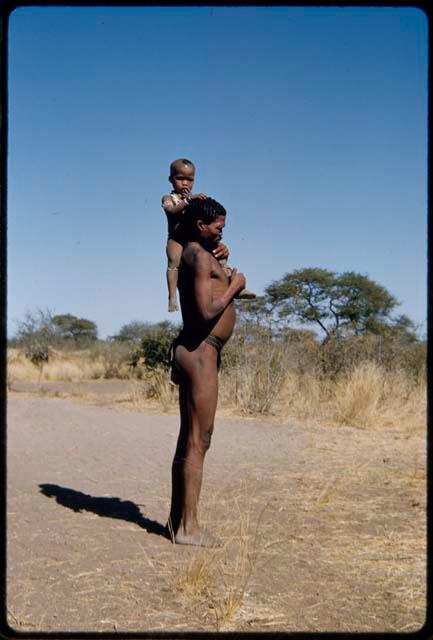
[139,321,180,370]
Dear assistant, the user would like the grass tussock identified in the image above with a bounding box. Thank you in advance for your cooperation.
[327,363,425,430]
[174,488,265,631]
[129,368,176,413]
[331,362,384,427]
[176,555,215,598]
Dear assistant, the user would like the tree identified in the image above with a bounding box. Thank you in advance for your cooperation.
[265,267,399,341]
[52,314,98,343]
[14,309,58,375]
[235,296,277,342]
[139,321,180,369]
[364,313,420,343]
[110,321,154,344]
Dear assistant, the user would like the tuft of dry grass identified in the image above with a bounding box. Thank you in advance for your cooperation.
[330,361,384,428]
[129,368,176,413]
[176,556,215,599]
[327,362,426,431]
[280,372,323,419]
[173,487,266,631]
[220,345,288,415]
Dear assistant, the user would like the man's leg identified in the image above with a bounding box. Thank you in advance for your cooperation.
[167,382,189,539]
[168,343,220,546]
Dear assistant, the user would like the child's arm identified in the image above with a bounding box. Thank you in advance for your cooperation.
[161,194,188,215]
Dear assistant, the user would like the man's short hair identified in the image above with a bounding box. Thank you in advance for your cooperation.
[182,197,226,239]
[170,158,195,176]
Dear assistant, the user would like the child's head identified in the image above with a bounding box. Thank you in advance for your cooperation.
[169,158,196,194]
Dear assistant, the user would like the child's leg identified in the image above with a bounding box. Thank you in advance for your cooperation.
[166,239,183,312]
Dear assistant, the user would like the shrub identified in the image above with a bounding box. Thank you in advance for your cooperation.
[139,321,180,370]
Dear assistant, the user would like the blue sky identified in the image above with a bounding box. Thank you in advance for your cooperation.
[7,6,428,339]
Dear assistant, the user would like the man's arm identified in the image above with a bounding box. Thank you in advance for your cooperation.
[191,250,245,323]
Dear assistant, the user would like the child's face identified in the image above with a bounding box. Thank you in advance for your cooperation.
[169,165,195,194]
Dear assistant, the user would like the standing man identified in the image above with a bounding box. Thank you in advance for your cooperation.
[167,197,247,546]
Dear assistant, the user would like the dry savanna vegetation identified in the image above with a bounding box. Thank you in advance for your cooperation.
[8,328,425,432]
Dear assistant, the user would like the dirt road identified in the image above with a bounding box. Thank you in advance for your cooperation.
[7,393,426,632]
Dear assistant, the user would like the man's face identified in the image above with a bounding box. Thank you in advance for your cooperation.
[169,164,195,194]
[198,215,226,249]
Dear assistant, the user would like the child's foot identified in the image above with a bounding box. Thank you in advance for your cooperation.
[168,298,179,312]
[235,289,256,300]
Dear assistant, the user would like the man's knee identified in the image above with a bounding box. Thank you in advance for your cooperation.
[201,427,213,452]
[191,424,214,453]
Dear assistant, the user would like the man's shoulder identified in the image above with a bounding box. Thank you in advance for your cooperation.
[182,243,212,270]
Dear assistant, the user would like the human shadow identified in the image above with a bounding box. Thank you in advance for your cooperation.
[39,483,168,538]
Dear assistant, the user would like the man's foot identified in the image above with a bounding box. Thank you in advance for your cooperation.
[174,528,222,548]
[168,298,179,312]
[235,289,256,300]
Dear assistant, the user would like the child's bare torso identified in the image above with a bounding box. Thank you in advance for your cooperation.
[162,192,186,241]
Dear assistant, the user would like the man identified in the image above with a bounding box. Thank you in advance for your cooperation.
[167,197,246,546]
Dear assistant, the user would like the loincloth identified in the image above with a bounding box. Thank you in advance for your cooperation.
[168,330,224,385]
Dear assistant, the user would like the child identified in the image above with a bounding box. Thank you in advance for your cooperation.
[162,158,255,312]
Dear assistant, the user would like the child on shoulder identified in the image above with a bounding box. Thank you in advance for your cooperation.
[162,158,255,312]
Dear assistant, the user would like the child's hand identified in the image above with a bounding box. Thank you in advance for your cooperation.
[189,192,207,200]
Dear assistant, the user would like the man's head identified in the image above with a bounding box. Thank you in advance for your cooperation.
[169,158,196,195]
[183,197,227,249]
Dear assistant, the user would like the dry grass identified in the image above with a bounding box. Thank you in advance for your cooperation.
[173,487,266,631]
[8,347,426,434]
[219,343,288,415]
[7,348,125,386]
[326,362,426,431]
[220,359,425,433]
[330,361,384,427]
[129,369,176,413]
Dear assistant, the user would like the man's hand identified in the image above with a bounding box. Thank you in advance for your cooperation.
[229,268,246,294]
[212,242,229,260]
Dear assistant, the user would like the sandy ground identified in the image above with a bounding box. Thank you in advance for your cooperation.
[6,385,426,633]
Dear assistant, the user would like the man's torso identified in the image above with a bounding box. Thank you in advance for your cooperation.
[178,242,236,344]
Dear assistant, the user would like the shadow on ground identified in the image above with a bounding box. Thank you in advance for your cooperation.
[39,483,167,538]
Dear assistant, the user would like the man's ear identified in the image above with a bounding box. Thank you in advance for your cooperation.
[197,220,207,233]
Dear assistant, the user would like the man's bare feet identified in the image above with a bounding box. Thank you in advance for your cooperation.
[168,298,179,312]
[174,528,222,548]
[235,289,256,300]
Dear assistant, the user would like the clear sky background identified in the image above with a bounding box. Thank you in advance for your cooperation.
[7,6,428,339]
